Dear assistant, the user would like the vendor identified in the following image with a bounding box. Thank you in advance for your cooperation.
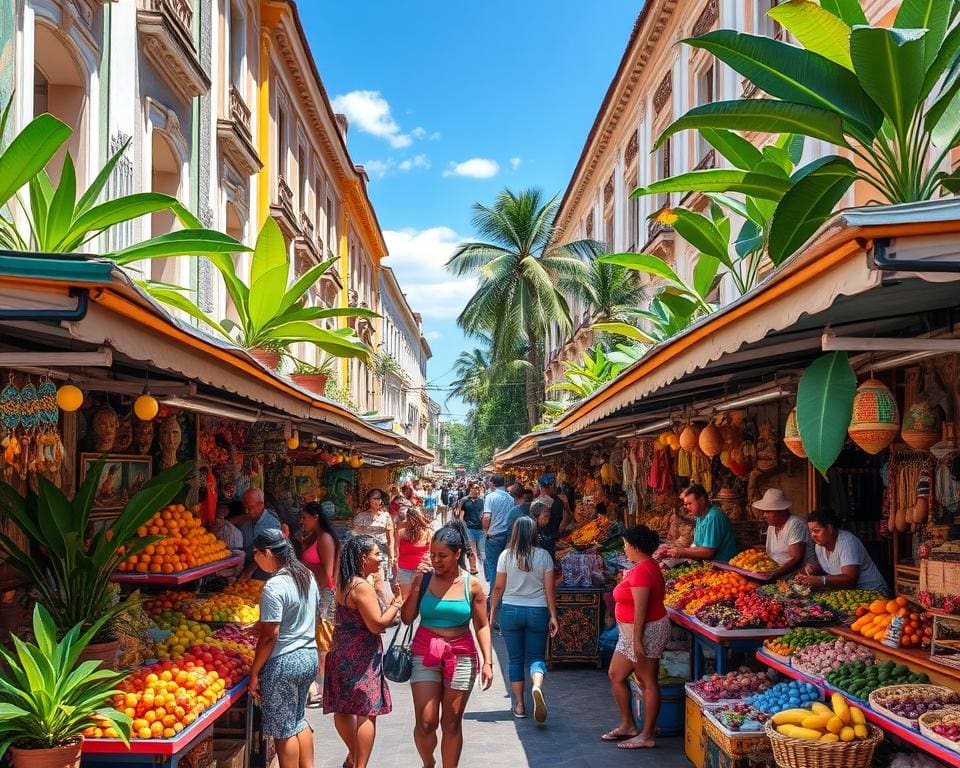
[660,484,738,563]
[753,488,813,579]
[796,509,889,593]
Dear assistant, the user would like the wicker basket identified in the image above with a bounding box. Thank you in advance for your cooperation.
[918,710,960,754]
[763,720,883,768]
[868,684,960,730]
[702,710,770,757]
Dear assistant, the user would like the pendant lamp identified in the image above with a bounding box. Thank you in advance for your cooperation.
[848,378,899,454]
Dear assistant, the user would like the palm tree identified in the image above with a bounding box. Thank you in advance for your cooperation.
[446,188,602,427]
[558,258,644,325]
[448,345,491,406]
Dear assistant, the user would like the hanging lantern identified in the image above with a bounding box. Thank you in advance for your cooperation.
[287,432,300,450]
[679,423,700,453]
[901,400,941,451]
[848,378,900,454]
[783,408,806,458]
[56,384,84,412]
[657,430,673,448]
[699,422,723,457]
[134,393,159,421]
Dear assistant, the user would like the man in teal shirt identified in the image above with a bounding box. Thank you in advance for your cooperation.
[662,484,739,563]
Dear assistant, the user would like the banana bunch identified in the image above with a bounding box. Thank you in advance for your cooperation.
[772,693,870,743]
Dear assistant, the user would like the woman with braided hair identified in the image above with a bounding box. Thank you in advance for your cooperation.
[401,519,494,768]
[248,529,319,768]
[324,534,403,768]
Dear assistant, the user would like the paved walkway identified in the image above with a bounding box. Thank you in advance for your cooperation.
[306,632,691,768]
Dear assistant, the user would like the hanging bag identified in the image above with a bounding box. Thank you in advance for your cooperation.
[382,571,432,683]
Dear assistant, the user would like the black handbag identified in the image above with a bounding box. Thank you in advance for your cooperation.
[381,572,432,683]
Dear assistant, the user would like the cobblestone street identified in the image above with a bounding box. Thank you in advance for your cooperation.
[307,632,690,768]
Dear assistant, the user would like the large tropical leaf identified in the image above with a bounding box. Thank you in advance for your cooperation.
[700,128,765,170]
[685,30,883,139]
[247,217,289,334]
[768,1,853,70]
[656,100,848,150]
[767,157,856,265]
[44,152,77,249]
[796,352,857,477]
[599,252,685,287]
[693,254,721,299]
[896,0,952,70]
[276,257,338,317]
[0,114,71,210]
[592,321,657,345]
[849,27,927,140]
[818,0,867,27]
[109,229,247,263]
[144,286,230,338]
[634,166,791,201]
[61,193,179,251]
[264,321,371,359]
[671,209,734,269]
[922,20,960,99]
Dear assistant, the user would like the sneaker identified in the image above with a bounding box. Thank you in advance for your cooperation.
[532,687,547,723]
[512,705,527,719]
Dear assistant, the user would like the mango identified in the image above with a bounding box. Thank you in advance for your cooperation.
[840,726,856,742]
[773,708,814,726]
[832,692,851,724]
[819,733,840,743]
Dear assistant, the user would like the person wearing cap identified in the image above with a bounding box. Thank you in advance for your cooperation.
[661,483,739,563]
[248,528,320,768]
[753,488,814,580]
[533,474,567,563]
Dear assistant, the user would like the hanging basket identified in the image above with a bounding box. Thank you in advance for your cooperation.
[848,378,899,454]
[699,422,723,457]
[901,399,941,451]
[679,424,700,453]
[783,408,806,458]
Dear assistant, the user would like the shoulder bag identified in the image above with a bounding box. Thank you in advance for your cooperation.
[382,571,432,683]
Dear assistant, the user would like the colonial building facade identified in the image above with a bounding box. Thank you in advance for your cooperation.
[544,0,904,396]
[6,0,432,449]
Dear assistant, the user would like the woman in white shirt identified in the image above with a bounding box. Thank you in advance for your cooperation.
[753,489,813,580]
[489,516,559,722]
[797,509,889,593]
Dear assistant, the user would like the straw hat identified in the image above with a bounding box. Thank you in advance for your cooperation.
[752,488,792,511]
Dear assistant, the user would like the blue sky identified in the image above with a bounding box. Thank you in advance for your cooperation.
[298,2,641,420]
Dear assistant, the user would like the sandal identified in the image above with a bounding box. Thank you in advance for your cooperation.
[601,728,638,741]
[512,706,527,719]
[306,692,323,708]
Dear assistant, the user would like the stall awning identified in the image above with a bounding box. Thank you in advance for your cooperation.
[495,199,960,464]
[0,258,433,465]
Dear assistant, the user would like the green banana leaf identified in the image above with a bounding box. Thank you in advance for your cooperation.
[796,352,857,478]
[0,113,70,210]
[768,1,853,70]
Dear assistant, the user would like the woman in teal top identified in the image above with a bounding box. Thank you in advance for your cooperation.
[401,519,493,768]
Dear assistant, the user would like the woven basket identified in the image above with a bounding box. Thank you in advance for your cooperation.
[703,710,770,757]
[918,710,960,754]
[868,684,960,730]
[764,720,883,768]
[848,378,899,454]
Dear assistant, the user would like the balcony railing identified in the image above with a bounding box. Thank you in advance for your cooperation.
[137,0,208,101]
[144,0,193,39]
[277,177,294,212]
[229,85,251,137]
[299,211,315,241]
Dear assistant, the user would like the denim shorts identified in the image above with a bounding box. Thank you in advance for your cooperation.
[396,567,417,587]
[410,654,477,691]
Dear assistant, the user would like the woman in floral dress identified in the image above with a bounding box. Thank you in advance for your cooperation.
[324,534,403,768]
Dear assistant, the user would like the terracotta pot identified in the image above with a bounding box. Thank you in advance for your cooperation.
[10,741,81,768]
[248,347,281,369]
[76,639,120,670]
[290,373,329,396]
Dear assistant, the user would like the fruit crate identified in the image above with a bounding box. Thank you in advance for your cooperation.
[703,709,772,758]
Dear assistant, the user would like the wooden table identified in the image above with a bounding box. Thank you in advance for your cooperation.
[548,587,604,668]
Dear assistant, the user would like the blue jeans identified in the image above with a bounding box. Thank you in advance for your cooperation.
[484,534,508,584]
[499,604,549,683]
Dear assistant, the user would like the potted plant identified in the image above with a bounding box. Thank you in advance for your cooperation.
[289,354,336,396]
[0,460,190,666]
[116,217,377,369]
[0,604,131,768]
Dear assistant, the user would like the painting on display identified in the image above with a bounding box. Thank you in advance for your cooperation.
[80,453,152,511]
[292,464,321,501]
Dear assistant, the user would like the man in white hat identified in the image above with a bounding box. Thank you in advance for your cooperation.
[753,488,814,580]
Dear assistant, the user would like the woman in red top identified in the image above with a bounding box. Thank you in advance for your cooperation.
[395,506,433,600]
[604,525,669,750]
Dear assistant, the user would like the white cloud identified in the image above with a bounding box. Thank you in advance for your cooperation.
[384,227,476,319]
[510,157,522,170]
[442,158,500,179]
[410,127,427,140]
[425,330,443,340]
[331,90,413,148]
[398,154,431,172]
[429,131,442,141]
[363,159,392,180]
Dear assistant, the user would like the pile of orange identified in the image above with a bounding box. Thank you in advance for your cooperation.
[222,578,263,601]
[730,549,780,573]
[87,658,230,740]
[666,568,755,612]
[117,504,230,573]
[144,591,196,617]
[850,596,933,647]
[184,594,259,624]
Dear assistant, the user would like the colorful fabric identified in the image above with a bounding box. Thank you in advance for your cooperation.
[260,647,318,738]
[615,616,671,661]
[322,602,392,716]
[411,625,479,687]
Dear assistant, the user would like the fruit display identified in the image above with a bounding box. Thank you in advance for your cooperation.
[560,516,614,547]
[666,571,756,614]
[154,619,214,660]
[212,624,257,650]
[920,710,960,750]
[144,591,197,617]
[223,578,264,601]
[814,589,887,619]
[758,579,810,599]
[695,604,742,629]
[689,667,772,702]
[826,659,929,700]
[663,562,709,585]
[783,600,834,626]
[770,692,872,743]
[764,628,836,657]
[791,639,876,679]
[117,504,230,573]
[711,702,769,732]
[183,593,259,624]
[850,596,932,648]
[869,685,960,728]
[729,549,779,574]
[747,680,822,714]
[733,592,788,628]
